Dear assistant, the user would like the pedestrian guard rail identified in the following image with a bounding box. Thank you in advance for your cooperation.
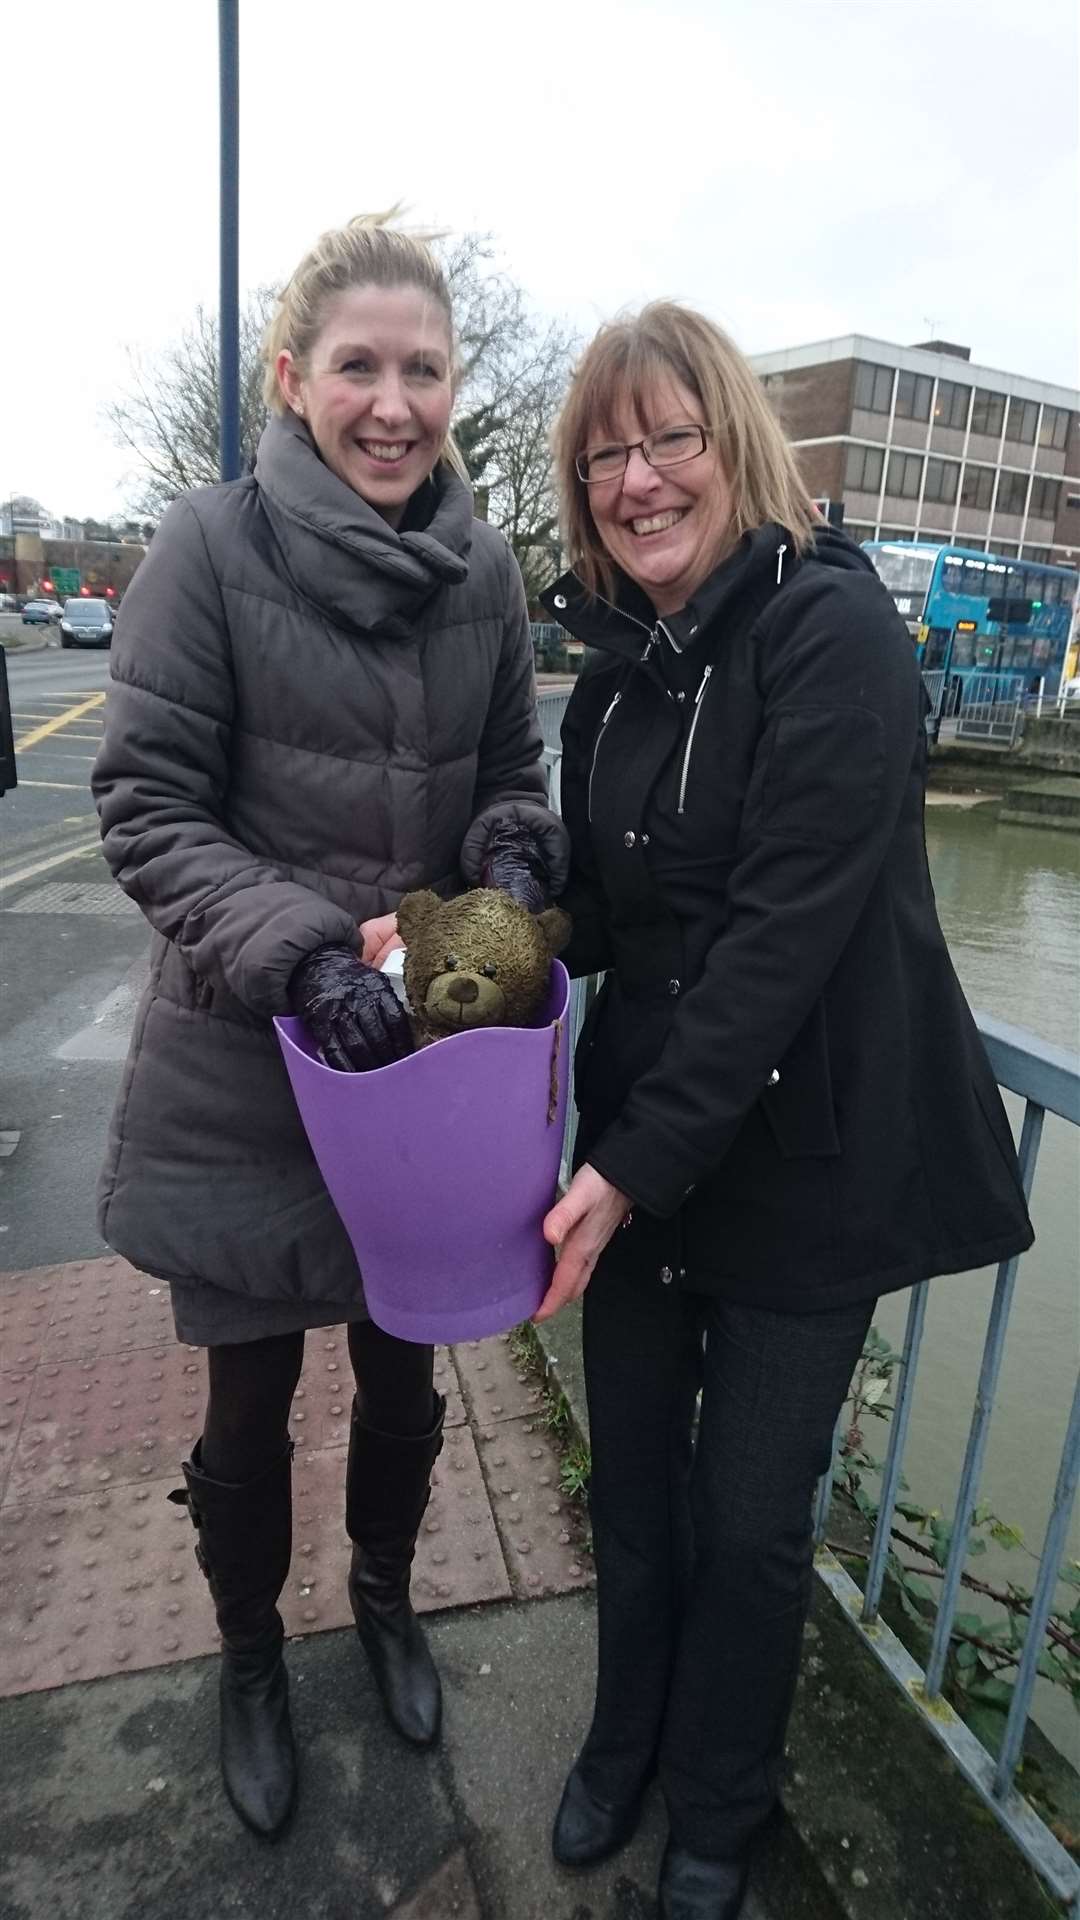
[537,687,1080,1916]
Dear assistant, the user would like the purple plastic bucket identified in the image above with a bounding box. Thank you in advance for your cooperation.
[274,960,570,1344]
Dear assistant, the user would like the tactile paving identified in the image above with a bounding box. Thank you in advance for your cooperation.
[0,1477,217,1691]
[0,1270,58,1371]
[6,1347,203,1504]
[0,1257,586,1700]
[0,1373,35,1504]
[43,1257,174,1361]
[453,1333,546,1425]
[476,1416,593,1600]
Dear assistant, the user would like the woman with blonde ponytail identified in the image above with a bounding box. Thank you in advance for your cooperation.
[92,210,568,1837]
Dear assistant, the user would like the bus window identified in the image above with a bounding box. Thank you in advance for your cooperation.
[962,559,988,595]
[951,630,977,668]
[1032,637,1053,667]
[1009,637,1034,671]
[941,556,965,594]
[1044,576,1060,605]
[923,628,952,669]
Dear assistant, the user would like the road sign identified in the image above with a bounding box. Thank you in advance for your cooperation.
[52,567,80,596]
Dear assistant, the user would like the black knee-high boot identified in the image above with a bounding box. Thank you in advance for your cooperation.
[169,1441,297,1837]
[345,1393,445,1747]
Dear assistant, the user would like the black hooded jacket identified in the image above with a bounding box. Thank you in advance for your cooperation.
[541,525,1033,1311]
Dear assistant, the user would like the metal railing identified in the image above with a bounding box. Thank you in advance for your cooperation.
[812,1016,1079,1916]
[539,694,1080,1914]
[921,670,1024,746]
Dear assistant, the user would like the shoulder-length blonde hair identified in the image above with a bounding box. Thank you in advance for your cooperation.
[261,208,468,482]
[552,301,816,598]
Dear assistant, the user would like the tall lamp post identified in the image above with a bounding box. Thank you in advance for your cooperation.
[218,1,241,482]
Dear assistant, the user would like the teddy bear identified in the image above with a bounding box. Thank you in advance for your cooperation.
[395,887,571,1050]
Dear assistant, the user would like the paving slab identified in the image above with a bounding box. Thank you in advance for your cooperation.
[0,1596,780,1920]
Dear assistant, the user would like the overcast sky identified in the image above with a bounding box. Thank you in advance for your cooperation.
[6,0,1077,521]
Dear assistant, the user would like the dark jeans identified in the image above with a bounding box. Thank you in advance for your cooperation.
[579,1261,874,1859]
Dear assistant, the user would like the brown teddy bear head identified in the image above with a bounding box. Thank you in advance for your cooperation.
[396,888,571,1047]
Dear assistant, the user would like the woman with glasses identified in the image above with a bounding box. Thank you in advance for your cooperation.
[535,303,1033,1919]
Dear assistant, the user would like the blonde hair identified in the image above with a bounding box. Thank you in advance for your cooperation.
[552,301,817,598]
[262,208,468,481]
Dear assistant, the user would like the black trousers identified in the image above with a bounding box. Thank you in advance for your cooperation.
[579,1260,874,1859]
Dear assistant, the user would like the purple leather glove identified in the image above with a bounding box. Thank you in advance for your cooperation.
[289,944,414,1072]
[479,821,551,915]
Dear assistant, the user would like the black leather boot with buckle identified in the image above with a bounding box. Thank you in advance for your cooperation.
[345,1392,446,1747]
[169,1440,297,1838]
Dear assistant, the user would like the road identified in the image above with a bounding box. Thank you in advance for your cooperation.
[1,649,151,1271]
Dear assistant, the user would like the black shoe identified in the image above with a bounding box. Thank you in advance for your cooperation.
[169,1442,297,1838]
[346,1395,446,1748]
[219,1636,297,1837]
[552,1764,644,1868]
[658,1843,750,1920]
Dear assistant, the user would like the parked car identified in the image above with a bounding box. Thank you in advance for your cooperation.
[59,597,114,648]
[21,599,62,625]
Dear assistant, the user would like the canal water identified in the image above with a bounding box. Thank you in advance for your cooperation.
[872,800,1079,1757]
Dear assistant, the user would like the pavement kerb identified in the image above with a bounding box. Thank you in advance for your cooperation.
[0,635,53,653]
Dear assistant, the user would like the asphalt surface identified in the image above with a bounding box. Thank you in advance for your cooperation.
[1,648,150,1269]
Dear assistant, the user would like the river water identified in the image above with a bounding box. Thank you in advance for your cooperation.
[872,799,1079,1756]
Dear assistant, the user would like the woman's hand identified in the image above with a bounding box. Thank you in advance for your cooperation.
[358,912,404,970]
[534,1165,631,1323]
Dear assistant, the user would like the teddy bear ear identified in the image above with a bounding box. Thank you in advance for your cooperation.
[396,890,443,943]
[536,906,572,957]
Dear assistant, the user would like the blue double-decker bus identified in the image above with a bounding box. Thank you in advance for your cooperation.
[864,542,1077,698]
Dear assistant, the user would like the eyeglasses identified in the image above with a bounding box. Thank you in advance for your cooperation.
[575,424,711,485]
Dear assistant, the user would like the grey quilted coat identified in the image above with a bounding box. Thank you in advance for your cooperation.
[91,414,568,1343]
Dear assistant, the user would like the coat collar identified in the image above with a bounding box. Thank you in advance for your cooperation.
[540,524,800,661]
[254,412,472,637]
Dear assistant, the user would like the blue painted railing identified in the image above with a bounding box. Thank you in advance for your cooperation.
[536,687,1080,1916]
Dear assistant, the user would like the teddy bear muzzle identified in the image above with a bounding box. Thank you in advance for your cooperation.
[422,969,507,1032]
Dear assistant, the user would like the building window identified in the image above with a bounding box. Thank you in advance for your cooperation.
[996,471,1029,517]
[853,362,893,414]
[844,445,884,492]
[960,465,995,511]
[1005,397,1039,445]
[1038,406,1071,450]
[1028,476,1061,519]
[845,523,875,545]
[971,389,1006,438]
[934,380,971,431]
[886,451,923,500]
[878,526,917,542]
[923,458,959,505]
[895,371,933,422]
[1023,546,1051,563]
[994,543,1020,557]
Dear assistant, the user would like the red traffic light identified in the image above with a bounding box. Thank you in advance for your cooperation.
[42,578,54,591]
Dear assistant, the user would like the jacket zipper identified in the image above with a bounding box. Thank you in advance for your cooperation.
[587,690,623,822]
[677,666,713,815]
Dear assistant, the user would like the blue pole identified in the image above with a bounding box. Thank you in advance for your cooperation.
[218,0,240,482]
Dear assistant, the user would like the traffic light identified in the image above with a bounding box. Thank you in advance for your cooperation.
[42,577,53,591]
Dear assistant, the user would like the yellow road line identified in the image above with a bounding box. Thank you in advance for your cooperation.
[0,837,103,890]
[15,692,106,753]
[15,780,89,792]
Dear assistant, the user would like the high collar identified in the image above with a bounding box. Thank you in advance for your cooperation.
[254,412,473,638]
[540,524,793,661]
[541,521,875,661]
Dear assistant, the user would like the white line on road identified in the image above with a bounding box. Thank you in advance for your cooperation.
[14,780,89,792]
[0,837,103,890]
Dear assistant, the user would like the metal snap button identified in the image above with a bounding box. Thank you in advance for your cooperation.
[768,1068,780,1085]
[554,594,567,609]
[623,830,636,848]
[659,1265,673,1285]
[641,833,650,846]
[668,979,681,995]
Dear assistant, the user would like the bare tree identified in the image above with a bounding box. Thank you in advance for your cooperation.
[107,289,276,516]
